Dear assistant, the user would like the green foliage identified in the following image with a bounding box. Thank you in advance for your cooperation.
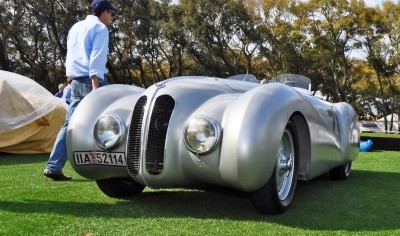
[0,152,399,235]
[0,0,399,118]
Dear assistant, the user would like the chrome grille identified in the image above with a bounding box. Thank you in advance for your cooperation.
[146,95,175,175]
[127,96,147,175]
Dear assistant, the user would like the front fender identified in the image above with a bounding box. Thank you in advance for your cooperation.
[67,84,145,179]
[220,83,314,191]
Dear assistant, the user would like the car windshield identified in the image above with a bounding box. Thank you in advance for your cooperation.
[269,74,311,90]
[226,74,260,83]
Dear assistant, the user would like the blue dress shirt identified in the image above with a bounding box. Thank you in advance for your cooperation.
[65,15,109,81]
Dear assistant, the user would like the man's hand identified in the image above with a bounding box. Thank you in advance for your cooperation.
[91,76,100,90]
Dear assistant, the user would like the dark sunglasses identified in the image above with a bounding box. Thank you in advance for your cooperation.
[107,10,115,17]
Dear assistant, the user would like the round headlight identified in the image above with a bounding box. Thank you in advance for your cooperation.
[94,114,126,150]
[184,116,221,154]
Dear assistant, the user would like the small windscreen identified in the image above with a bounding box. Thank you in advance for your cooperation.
[226,74,260,83]
[269,74,311,90]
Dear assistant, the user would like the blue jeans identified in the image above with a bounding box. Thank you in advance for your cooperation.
[45,76,108,173]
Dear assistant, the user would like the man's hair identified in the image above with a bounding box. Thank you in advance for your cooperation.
[90,0,117,17]
[91,7,105,17]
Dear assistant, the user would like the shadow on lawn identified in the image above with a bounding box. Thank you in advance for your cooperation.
[0,169,399,232]
[0,153,48,165]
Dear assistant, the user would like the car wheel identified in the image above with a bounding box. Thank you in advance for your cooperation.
[96,177,145,198]
[251,121,299,214]
[330,162,352,180]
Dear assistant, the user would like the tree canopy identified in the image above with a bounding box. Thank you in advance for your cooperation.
[0,0,399,129]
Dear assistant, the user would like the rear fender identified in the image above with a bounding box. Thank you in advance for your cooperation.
[333,102,360,163]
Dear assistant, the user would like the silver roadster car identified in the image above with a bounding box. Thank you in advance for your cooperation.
[67,74,359,214]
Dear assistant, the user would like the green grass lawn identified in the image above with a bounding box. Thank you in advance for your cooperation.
[0,151,399,235]
[361,132,400,138]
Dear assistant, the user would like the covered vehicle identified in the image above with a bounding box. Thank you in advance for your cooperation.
[67,74,359,214]
[0,70,67,154]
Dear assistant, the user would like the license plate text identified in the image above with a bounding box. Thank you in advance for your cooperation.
[74,151,126,166]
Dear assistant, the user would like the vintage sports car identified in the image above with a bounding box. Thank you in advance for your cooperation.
[67,74,359,214]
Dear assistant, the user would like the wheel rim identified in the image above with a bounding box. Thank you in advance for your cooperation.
[276,128,295,201]
[344,162,351,176]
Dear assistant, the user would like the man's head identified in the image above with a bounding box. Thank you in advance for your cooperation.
[58,83,65,91]
[91,0,118,26]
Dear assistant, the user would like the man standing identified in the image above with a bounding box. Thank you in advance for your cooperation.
[44,0,118,181]
[54,83,65,98]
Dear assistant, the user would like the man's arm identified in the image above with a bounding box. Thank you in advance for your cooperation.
[91,76,100,90]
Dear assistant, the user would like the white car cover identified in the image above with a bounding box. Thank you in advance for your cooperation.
[0,70,68,153]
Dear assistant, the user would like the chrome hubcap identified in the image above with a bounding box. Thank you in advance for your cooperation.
[344,162,351,176]
[276,128,295,201]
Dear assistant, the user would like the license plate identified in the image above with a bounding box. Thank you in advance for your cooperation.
[73,151,126,166]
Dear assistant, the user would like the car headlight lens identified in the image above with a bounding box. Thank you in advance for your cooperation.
[184,116,221,154]
[94,114,126,150]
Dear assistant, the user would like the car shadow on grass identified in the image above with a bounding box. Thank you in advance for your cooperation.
[0,169,399,232]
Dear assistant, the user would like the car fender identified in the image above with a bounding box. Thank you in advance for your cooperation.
[333,102,360,163]
[219,83,316,191]
[67,84,145,179]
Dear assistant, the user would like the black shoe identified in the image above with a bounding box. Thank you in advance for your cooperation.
[43,169,72,181]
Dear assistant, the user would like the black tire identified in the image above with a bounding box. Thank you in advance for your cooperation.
[96,177,145,198]
[251,121,299,214]
[330,162,352,180]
